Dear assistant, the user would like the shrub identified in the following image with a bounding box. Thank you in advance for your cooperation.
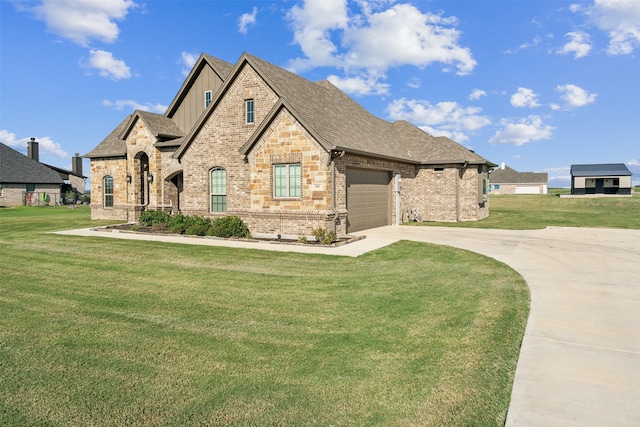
[185,224,209,236]
[138,211,249,238]
[139,210,170,226]
[311,227,337,245]
[209,216,249,238]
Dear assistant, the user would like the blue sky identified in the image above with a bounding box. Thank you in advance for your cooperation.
[1,0,639,187]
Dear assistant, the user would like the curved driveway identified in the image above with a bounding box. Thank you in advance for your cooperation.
[354,226,640,426]
[58,225,640,425]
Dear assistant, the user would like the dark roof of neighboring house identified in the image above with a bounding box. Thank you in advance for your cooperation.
[43,163,86,179]
[0,142,64,184]
[489,165,548,184]
[570,163,632,177]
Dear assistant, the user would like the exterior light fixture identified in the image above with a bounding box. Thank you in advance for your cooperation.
[126,175,132,183]
[147,174,153,184]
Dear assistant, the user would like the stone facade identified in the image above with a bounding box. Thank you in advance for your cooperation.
[87,53,494,236]
[89,156,128,220]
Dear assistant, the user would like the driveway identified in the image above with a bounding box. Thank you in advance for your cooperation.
[355,226,640,426]
[57,225,640,425]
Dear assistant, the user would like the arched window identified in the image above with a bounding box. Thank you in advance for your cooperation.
[104,176,114,208]
[210,168,226,212]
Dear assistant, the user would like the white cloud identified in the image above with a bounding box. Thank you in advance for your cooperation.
[387,98,491,142]
[588,0,640,55]
[569,4,583,13]
[239,6,258,34]
[556,84,597,107]
[286,0,476,88]
[557,31,592,58]
[342,4,476,75]
[0,129,68,158]
[287,0,349,70]
[511,87,541,108]
[180,51,199,76]
[489,115,554,146]
[24,0,137,46]
[469,89,487,101]
[83,49,131,80]
[327,74,390,96]
[102,99,167,114]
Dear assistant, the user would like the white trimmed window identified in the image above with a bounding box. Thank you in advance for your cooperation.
[104,176,114,208]
[210,168,227,212]
[245,99,254,124]
[274,164,301,198]
[205,90,212,108]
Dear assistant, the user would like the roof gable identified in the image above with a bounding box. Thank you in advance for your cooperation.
[164,53,234,120]
[175,52,493,166]
[490,165,548,184]
[0,142,64,184]
[121,110,184,141]
[83,116,130,158]
[570,163,631,177]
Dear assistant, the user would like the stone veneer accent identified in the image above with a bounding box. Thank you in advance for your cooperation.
[88,60,490,235]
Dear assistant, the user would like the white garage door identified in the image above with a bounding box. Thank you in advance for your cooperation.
[346,168,391,232]
[515,186,540,194]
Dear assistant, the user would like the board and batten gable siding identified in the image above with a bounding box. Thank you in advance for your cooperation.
[170,64,226,134]
[178,62,279,216]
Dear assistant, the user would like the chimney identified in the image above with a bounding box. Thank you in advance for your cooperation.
[501,162,505,170]
[27,137,39,162]
[72,153,83,176]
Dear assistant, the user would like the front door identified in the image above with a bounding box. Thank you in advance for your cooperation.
[595,178,604,194]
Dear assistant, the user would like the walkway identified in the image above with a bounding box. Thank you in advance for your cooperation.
[56,225,640,425]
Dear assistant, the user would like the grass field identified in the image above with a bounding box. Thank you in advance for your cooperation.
[408,192,640,229]
[0,206,529,426]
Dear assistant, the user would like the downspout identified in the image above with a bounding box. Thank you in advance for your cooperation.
[394,173,401,226]
[330,150,344,235]
[457,161,468,222]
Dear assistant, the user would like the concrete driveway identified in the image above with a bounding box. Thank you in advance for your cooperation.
[57,225,640,425]
[354,226,640,426]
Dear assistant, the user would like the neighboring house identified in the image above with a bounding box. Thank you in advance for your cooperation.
[489,163,548,195]
[0,140,85,207]
[85,52,495,236]
[570,163,632,195]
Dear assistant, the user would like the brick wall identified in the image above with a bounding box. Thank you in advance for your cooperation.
[247,109,335,236]
[89,156,128,220]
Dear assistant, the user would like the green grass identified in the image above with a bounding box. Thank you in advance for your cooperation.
[0,206,529,426]
[408,192,640,229]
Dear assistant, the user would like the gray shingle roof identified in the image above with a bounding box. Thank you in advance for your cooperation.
[122,110,184,140]
[0,142,64,184]
[236,53,492,165]
[489,165,548,184]
[570,163,631,177]
[83,116,130,158]
[84,111,185,159]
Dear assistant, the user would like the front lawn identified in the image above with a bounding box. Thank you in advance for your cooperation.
[408,192,640,229]
[0,206,529,426]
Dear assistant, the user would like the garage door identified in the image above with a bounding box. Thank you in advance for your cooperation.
[346,168,391,232]
[515,186,540,194]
